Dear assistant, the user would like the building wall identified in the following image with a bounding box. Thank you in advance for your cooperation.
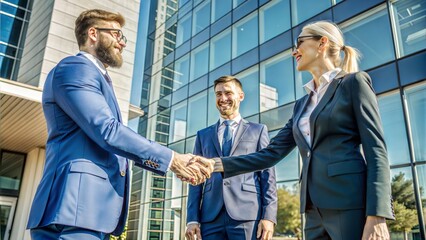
[130,0,426,239]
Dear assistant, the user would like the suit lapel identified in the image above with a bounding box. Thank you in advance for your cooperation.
[103,74,122,122]
[210,121,222,156]
[230,119,249,156]
[309,71,346,146]
[294,94,312,149]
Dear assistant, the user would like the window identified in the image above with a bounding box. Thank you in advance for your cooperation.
[259,0,291,44]
[212,0,231,22]
[208,86,220,126]
[275,181,301,238]
[0,151,25,196]
[377,91,410,165]
[389,167,420,239]
[187,91,208,137]
[232,12,258,58]
[174,54,190,90]
[290,0,331,26]
[340,5,395,70]
[210,28,231,70]
[190,42,209,81]
[416,164,426,237]
[169,101,187,143]
[404,82,426,163]
[192,1,211,36]
[176,13,192,46]
[236,66,259,117]
[260,50,295,112]
[390,0,426,57]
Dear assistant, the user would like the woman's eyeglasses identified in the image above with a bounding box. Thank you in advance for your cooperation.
[294,35,322,49]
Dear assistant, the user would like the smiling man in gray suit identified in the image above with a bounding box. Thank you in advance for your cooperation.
[185,76,277,240]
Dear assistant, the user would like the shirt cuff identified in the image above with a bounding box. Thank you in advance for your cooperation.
[187,221,199,226]
[167,151,174,171]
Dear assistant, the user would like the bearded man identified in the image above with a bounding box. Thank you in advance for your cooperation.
[27,9,209,240]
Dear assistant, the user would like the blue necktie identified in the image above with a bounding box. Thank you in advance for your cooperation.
[222,120,235,157]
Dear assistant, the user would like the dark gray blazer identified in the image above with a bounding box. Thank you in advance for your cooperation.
[222,71,394,219]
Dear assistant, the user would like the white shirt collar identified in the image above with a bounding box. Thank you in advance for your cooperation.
[219,114,242,125]
[303,68,342,94]
[79,51,107,75]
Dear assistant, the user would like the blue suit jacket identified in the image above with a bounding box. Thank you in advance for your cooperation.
[187,120,277,224]
[221,71,394,220]
[27,54,173,235]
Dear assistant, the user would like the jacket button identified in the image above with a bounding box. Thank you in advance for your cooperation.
[120,170,126,177]
[223,182,230,186]
[307,151,311,158]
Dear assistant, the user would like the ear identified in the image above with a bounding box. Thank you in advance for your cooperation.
[319,36,329,51]
[239,91,245,102]
[88,27,98,42]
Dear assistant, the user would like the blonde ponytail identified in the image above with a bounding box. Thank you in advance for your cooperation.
[340,45,361,73]
[302,21,361,73]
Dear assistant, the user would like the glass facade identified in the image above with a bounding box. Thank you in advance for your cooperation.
[0,0,32,80]
[130,0,426,239]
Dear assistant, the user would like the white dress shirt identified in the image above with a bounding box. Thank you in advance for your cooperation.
[298,68,341,146]
[218,114,242,149]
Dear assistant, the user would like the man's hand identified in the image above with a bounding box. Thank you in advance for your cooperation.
[170,152,206,185]
[185,223,202,240]
[176,155,215,185]
[256,219,275,240]
[362,216,390,240]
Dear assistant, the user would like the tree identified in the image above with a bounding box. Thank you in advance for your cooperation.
[387,201,417,240]
[275,186,302,239]
[388,172,419,240]
[110,225,127,240]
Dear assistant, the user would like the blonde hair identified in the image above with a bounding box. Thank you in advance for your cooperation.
[302,21,361,73]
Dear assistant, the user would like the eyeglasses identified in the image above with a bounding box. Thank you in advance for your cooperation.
[294,35,322,49]
[95,28,127,44]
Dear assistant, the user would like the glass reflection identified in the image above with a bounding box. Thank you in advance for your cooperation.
[260,51,295,112]
[405,83,426,162]
[391,0,426,57]
[208,86,220,126]
[190,42,209,81]
[259,0,291,44]
[174,54,190,90]
[290,0,331,26]
[340,5,395,70]
[210,28,231,70]
[169,101,187,143]
[212,0,231,22]
[176,13,192,46]
[193,1,211,36]
[232,12,258,58]
[275,181,301,239]
[388,167,420,239]
[377,92,410,165]
[187,91,207,137]
[236,66,259,117]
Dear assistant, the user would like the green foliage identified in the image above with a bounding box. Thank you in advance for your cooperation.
[387,201,417,232]
[110,225,127,240]
[391,172,416,209]
[275,186,302,239]
[388,172,418,235]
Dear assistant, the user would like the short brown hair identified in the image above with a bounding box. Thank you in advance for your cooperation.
[74,9,125,47]
[214,75,243,91]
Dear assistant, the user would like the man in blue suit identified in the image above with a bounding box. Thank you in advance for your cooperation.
[185,76,277,240]
[27,9,209,239]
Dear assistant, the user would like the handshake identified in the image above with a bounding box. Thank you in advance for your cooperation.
[170,152,223,185]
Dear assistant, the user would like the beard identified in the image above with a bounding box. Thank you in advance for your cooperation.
[217,102,238,116]
[95,35,123,68]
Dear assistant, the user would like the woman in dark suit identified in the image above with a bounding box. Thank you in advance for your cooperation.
[200,21,394,240]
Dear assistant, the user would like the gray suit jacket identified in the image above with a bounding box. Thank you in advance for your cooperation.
[222,71,394,219]
[187,120,277,223]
